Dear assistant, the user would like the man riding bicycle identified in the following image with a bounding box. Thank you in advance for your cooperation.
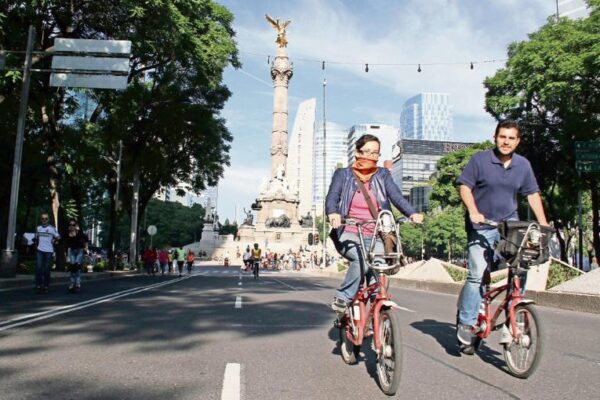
[456,119,549,353]
[251,243,261,277]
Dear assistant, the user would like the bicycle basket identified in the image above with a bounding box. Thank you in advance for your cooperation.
[497,221,554,268]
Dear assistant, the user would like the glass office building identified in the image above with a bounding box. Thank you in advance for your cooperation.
[391,139,474,199]
[400,93,453,141]
[347,124,399,165]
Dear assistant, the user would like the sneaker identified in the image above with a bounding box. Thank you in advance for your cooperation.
[75,286,81,293]
[68,284,75,293]
[499,324,512,344]
[331,297,349,313]
[456,323,474,346]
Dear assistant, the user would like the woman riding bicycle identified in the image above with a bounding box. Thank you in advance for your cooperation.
[326,134,423,313]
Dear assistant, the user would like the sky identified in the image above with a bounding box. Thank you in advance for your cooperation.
[213,0,571,223]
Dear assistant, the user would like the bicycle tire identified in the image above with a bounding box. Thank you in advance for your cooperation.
[253,263,259,279]
[503,303,543,379]
[339,318,360,365]
[376,309,403,395]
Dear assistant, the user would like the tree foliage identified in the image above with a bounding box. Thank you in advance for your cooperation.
[484,0,600,259]
[0,1,239,259]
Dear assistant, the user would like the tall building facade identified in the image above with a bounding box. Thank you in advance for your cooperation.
[400,93,453,141]
[391,139,474,200]
[347,124,399,165]
[313,121,348,216]
[287,98,316,218]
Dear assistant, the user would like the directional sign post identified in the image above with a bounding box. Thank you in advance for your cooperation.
[574,141,599,268]
[575,141,600,173]
[50,38,131,89]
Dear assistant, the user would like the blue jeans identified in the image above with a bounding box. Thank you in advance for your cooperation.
[69,249,83,286]
[458,228,500,326]
[334,231,383,302]
[35,250,53,288]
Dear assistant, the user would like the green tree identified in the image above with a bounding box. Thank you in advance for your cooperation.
[484,0,600,259]
[0,1,240,262]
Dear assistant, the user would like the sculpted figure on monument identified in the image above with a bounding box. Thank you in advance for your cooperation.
[265,214,291,228]
[242,208,254,226]
[299,212,313,228]
[265,14,291,48]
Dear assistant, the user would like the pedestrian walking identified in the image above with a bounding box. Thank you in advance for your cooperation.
[158,248,169,276]
[175,246,186,276]
[65,219,88,293]
[34,213,60,294]
[143,247,157,276]
[186,249,195,273]
[168,250,174,273]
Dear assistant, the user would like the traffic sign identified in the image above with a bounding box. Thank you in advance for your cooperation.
[147,225,157,236]
[50,38,131,89]
[575,141,600,172]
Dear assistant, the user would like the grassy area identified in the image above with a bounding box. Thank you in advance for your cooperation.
[546,260,583,289]
[443,265,467,282]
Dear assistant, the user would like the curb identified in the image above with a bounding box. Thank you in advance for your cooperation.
[0,271,141,290]
[310,270,600,315]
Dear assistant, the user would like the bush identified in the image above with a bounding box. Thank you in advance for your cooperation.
[546,261,583,289]
[94,260,107,272]
[443,265,467,282]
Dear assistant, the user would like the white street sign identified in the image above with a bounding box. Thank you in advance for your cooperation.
[147,225,157,236]
[50,38,131,90]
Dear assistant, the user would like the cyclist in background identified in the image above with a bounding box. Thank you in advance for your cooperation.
[251,243,261,278]
[186,249,195,274]
[455,119,548,353]
[175,246,186,277]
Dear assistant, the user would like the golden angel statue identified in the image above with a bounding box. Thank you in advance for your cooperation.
[265,14,291,48]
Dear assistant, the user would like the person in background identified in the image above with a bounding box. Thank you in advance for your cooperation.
[158,248,169,276]
[34,213,60,294]
[175,246,186,277]
[143,247,157,276]
[591,256,599,271]
[65,219,88,293]
[186,249,195,274]
[242,245,251,271]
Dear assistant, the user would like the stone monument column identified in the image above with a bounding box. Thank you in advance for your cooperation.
[270,48,293,178]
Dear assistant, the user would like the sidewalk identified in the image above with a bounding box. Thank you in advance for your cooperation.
[0,270,140,291]
[303,265,600,315]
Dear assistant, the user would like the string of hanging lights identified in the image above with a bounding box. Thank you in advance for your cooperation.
[241,50,507,73]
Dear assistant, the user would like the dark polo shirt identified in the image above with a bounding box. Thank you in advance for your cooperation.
[457,149,540,230]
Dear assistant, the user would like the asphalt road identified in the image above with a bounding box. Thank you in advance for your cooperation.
[1,265,599,400]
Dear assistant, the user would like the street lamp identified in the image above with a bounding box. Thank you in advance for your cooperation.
[322,78,327,267]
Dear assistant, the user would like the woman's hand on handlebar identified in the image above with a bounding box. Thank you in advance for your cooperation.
[328,213,342,229]
[409,213,424,224]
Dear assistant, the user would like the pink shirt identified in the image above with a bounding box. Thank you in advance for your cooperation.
[345,182,378,236]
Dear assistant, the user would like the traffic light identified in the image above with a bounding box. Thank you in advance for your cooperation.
[308,233,314,246]
[314,233,319,244]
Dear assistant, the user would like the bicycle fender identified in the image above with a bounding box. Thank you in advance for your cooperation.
[381,300,400,310]
[515,299,536,306]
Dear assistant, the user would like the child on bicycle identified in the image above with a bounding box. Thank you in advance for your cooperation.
[326,134,423,313]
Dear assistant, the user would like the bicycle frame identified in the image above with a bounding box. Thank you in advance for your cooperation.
[339,210,405,353]
[477,269,527,343]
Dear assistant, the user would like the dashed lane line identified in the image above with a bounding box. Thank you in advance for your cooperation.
[221,363,241,400]
[235,296,242,309]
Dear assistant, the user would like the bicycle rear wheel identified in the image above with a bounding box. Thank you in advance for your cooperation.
[503,303,543,379]
[376,309,403,395]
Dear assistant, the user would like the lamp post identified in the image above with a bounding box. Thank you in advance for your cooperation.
[322,78,327,267]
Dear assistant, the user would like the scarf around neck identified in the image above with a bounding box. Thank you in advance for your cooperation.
[352,157,378,182]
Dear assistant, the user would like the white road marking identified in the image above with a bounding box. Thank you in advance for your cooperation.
[0,276,190,332]
[238,282,242,286]
[221,363,241,400]
[235,296,242,309]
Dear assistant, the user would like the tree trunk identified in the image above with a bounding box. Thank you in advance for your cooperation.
[129,167,141,264]
[591,177,600,261]
[106,180,117,268]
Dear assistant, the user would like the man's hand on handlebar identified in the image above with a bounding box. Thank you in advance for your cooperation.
[409,213,424,224]
[469,212,486,224]
[328,213,342,229]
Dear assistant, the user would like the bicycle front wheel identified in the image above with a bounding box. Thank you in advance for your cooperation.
[339,319,360,365]
[376,309,403,395]
[503,303,543,379]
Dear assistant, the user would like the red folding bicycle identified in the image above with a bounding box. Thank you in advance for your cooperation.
[334,210,408,396]
[460,220,553,378]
